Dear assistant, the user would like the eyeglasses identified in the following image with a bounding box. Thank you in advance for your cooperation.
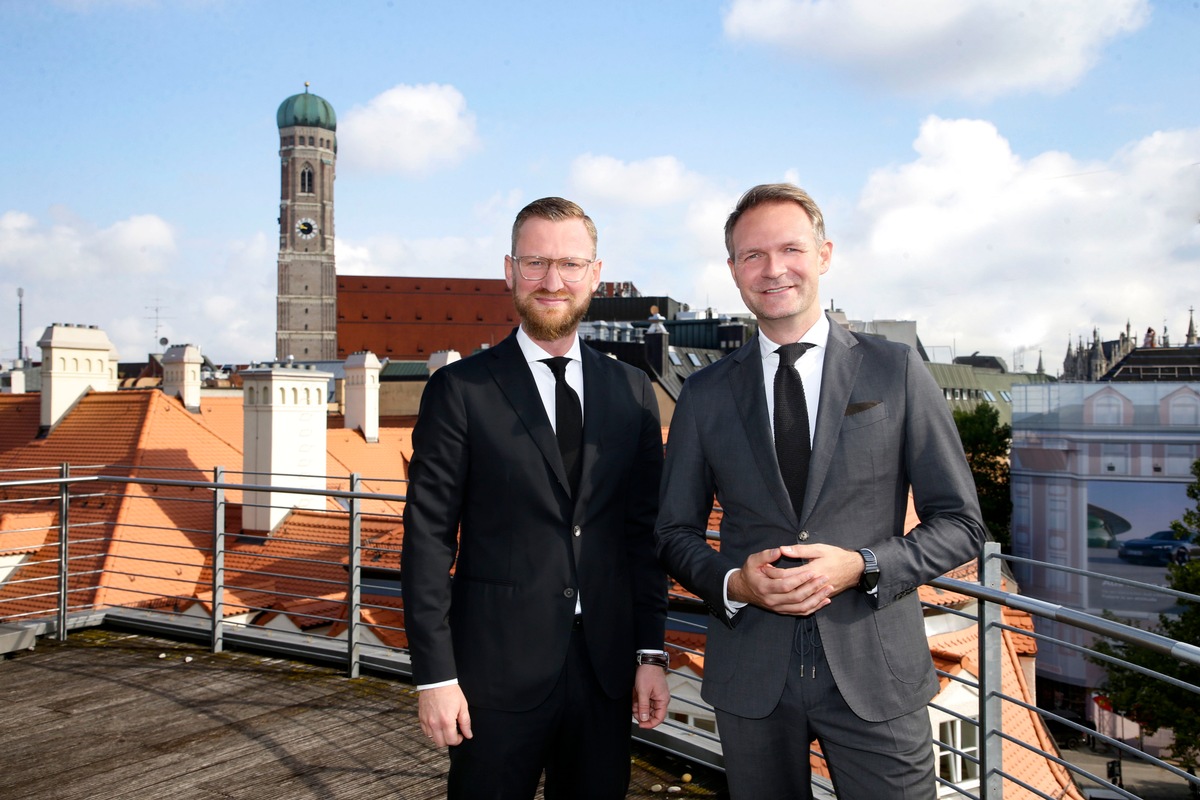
[512,255,595,283]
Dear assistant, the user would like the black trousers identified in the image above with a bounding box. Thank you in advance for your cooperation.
[447,627,631,800]
[715,621,936,800]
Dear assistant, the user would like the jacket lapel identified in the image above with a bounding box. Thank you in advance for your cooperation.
[728,337,798,526]
[486,333,572,494]
[804,320,862,521]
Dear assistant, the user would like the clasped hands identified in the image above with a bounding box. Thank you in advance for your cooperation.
[728,543,865,616]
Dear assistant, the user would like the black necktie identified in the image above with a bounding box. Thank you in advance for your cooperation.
[541,357,583,494]
[774,343,815,520]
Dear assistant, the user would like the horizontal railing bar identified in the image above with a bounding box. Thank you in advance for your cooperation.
[999,552,1198,603]
[929,575,1200,666]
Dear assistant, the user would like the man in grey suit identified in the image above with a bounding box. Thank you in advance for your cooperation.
[655,183,986,799]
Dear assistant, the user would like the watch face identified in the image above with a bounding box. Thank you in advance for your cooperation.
[295,218,318,239]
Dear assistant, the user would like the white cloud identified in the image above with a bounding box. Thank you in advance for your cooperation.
[569,154,708,207]
[0,210,175,279]
[0,210,273,364]
[826,116,1200,363]
[338,84,480,174]
[336,234,503,279]
[723,0,1149,99]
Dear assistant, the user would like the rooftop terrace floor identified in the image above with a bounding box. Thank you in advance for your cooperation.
[1,629,726,800]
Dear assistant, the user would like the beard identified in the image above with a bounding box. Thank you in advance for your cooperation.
[513,287,592,342]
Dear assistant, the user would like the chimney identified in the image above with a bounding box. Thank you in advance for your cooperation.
[343,350,381,443]
[37,324,119,433]
[162,343,203,412]
[644,308,669,377]
[2,365,25,394]
[241,362,333,534]
[427,349,461,375]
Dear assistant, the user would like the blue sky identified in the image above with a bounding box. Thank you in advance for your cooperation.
[2,0,1198,368]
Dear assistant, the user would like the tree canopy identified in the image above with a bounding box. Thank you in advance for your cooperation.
[953,403,1011,549]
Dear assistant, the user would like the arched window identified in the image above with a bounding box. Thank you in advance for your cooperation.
[301,165,314,194]
[246,387,255,405]
[261,387,269,405]
[304,387,311,404]
[1093,396,1122,425]
[1170,396,1200,425]
[279,387,286,404]
[291,387,299,404]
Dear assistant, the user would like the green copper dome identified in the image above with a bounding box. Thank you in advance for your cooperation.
[276,87,337,131]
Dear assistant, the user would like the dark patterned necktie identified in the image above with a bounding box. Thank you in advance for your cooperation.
[541,357,582,494]
[774,343,815,520]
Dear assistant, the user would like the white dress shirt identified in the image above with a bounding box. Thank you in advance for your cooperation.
[724,313,831,613]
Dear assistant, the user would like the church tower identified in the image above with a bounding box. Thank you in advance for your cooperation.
[276,85,337,361]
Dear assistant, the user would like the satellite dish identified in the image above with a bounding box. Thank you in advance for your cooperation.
[159,337,169,347]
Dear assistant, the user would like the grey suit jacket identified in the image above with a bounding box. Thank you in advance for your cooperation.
[655,316,986,722]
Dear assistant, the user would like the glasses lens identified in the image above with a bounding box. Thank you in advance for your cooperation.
[519,257,548,279]
[516,256,591,281]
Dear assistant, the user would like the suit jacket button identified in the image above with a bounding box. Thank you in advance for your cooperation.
[563,588,575,598]
[797,530,809,542]
[572,525,581,537]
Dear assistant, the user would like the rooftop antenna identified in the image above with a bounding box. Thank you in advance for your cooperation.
[145,298,174,353]
[16,287,24,365]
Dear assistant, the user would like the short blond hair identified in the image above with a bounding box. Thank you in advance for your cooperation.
[511,197,598,258]
[724,183,826,259]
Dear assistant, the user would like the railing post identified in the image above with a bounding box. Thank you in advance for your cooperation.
[978,540,1003,797]
[347,473,362,678]
[212,466,226,654]
[56,462,70,641]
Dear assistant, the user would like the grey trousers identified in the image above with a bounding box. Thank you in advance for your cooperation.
[715,620,936,799]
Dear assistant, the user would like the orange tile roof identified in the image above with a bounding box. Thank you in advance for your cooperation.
[0,510,55,555]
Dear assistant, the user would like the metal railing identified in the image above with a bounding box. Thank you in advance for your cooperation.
[1,466,1198,799]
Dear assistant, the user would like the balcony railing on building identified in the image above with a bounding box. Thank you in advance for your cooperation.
[1,465,1197,800]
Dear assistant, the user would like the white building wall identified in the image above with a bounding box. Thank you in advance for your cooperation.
[241,363,332,533]
[37,324,119,430]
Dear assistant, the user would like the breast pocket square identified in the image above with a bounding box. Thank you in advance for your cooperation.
[844,400,882,416]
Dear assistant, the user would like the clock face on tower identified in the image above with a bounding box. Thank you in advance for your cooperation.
[295,218,319,240]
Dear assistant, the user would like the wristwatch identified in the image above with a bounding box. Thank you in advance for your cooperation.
[636,651,669,670]
[858,548,880,593]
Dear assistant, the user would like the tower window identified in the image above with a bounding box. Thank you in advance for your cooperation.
[308,136,314,146]
[301,165,314,193]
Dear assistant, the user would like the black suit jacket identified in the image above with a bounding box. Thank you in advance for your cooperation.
[401,331,667,712]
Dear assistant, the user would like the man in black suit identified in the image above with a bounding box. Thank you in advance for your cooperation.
[401,197,669,799]
[655,184,986,798]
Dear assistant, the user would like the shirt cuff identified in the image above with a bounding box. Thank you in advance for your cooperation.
[417,678,459,691]
[723,568,748,617]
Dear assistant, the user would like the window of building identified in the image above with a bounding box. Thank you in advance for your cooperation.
[1169,395,1200,425]
[668,351,683,366]
[936,718,980,795]
[1102,443,1129,474]
[300,165,314,194]
[1167,444,1195,476]
[1093,395,1122,425]
[999,391,1012,403]
[983,391,996,402]
[687,353,703,367]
